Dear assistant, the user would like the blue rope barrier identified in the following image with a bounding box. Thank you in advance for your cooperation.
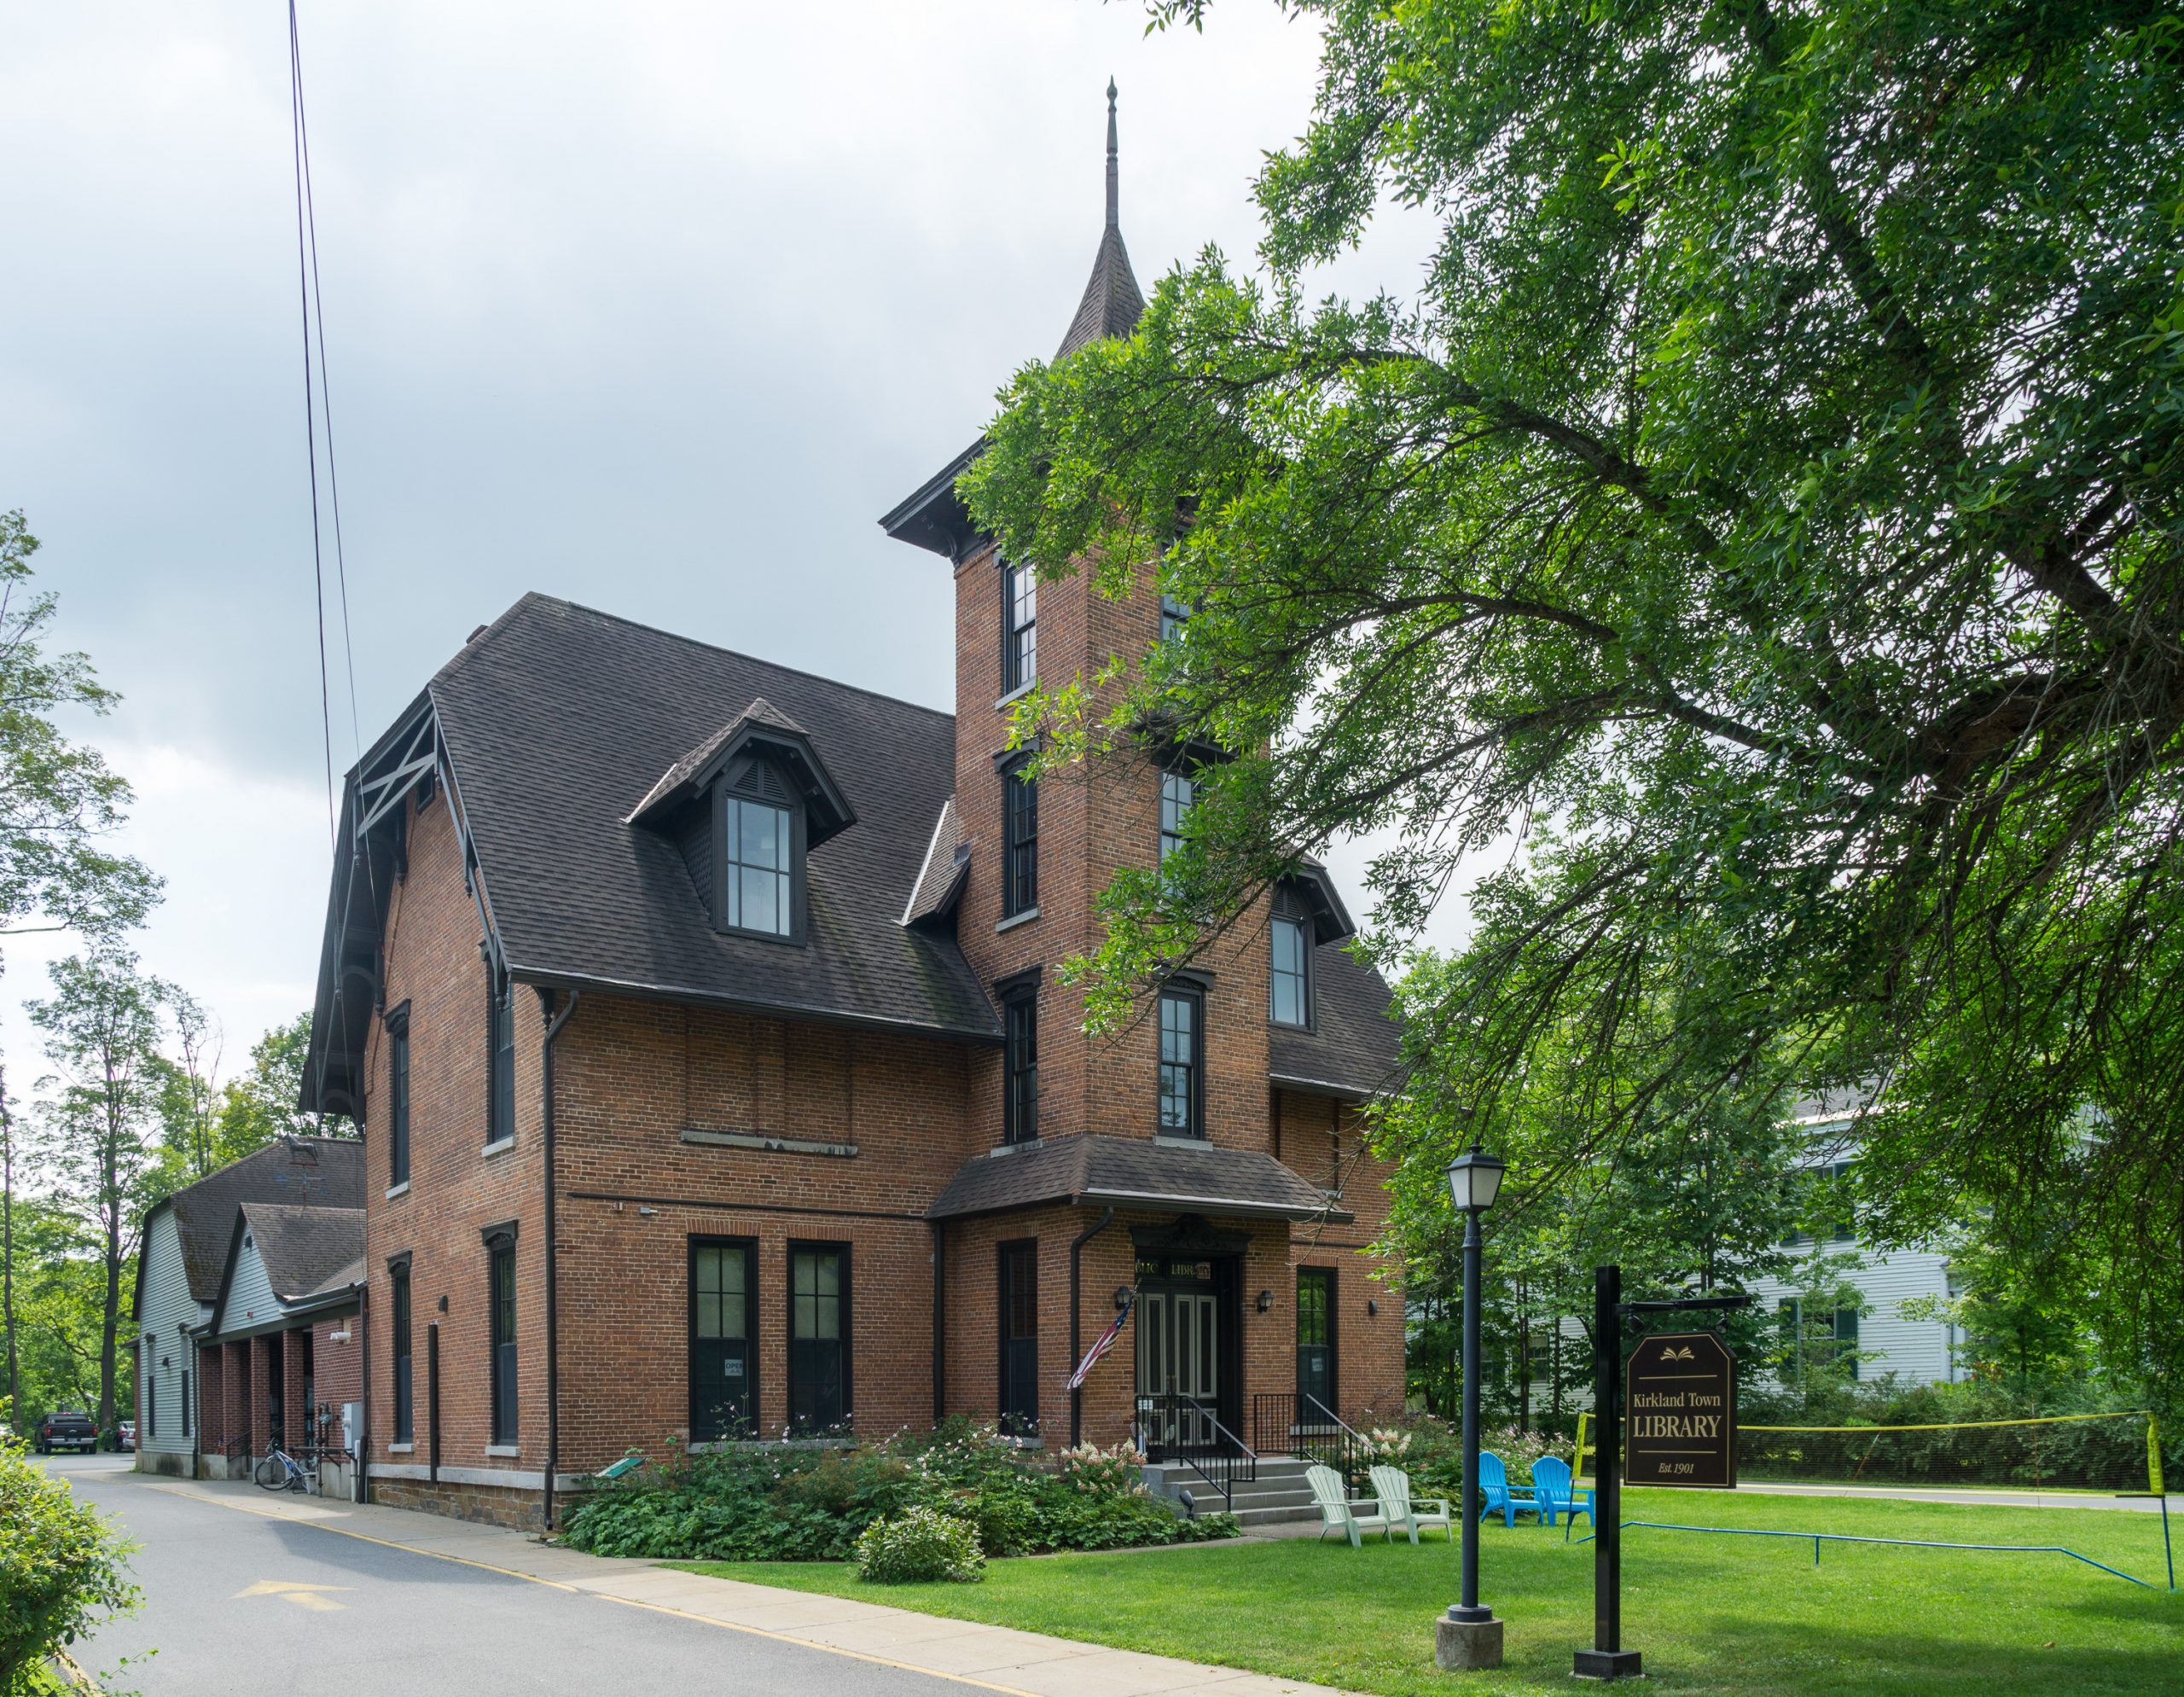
[1569,1520,2157,1589]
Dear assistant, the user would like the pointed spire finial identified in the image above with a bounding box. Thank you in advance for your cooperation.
[1106,78,1119,229]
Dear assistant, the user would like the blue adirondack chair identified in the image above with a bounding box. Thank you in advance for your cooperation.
[1530,1455,1595,1530]
[1477,1451,1542,1527]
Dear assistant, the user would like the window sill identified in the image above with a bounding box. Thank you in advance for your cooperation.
[486,1444,520,1457]
[384,1182,411,1200]
[386,1442,415,1454]
[1153,1133,1210,1148]
[989,1137,1043,1157]
[995,681,1037,712]
[995,906,1040,933]
[480,1139,514,1159]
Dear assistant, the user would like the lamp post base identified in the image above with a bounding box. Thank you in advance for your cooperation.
[1573,1648,1643,1680]
[1434,1610,1504,1671]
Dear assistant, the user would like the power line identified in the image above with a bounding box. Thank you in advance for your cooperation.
[288,0,335,846]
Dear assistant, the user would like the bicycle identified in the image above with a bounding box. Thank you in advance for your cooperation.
[254,1443,317,1493]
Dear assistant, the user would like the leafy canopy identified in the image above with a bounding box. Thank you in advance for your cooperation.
[965,1,2184,1351]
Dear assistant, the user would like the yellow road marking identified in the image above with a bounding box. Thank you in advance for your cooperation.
[234,1579,351,1610]
[131,1478,1057,1694]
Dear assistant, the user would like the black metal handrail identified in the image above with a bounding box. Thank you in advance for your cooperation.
[1134,1392,1258,1514]
[1252,1392,1370,1483]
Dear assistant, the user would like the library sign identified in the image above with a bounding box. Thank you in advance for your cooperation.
[1623,1331,1737,1488]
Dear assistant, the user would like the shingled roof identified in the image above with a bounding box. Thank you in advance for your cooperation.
[235,1203,366,1304]
[1055,80,1146,359]
[166,1138,364,1306]
[930,1135,1348,1223]
[427,596,1000,1041]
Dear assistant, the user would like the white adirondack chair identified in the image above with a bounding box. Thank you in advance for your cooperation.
[1369,1464,1455,1545]
[1306,1462,1393,1547]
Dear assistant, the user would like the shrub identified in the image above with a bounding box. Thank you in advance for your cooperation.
[1054,1438,1147,1498]
[0,1438,140,1696]
[854,1507,984,1584]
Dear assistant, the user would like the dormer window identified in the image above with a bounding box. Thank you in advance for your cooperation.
[722,770,794,939]
[627,697,857,951]
[1270,892,1311,1028]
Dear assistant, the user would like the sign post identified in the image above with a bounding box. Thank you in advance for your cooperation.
[1573,1266,1641,1681]
[1575,1276,1751,1682]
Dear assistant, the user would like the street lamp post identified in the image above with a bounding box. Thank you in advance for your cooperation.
[1435,1141,1506,1673]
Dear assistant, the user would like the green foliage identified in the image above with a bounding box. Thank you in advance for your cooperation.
[0,511,160,949]
[854,1505,985,1584]
[966,1,2184,1401]
[0,1438,140,1696]
[206,1014,346,1154]
[558,1421,1240,1562]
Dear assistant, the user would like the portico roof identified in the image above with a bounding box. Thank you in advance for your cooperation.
[928,1134,1349,1223]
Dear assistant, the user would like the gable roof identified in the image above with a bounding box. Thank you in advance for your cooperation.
[425,595,1000,1042]
[165,1138,365,1306]
[235,1203,366,1305]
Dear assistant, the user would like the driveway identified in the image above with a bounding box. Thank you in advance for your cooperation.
[42,1456,1333,1697]
[43,1456,975,1697]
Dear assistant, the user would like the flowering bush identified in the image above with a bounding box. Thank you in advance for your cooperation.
[855,1506,985,1584]
[1054,1439,1148,1497]
[560,1419,1237,1562]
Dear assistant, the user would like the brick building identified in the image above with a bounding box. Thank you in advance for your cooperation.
[301,95,1407,1531]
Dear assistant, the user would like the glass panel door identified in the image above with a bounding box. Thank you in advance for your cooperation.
[788,1246,848,1433]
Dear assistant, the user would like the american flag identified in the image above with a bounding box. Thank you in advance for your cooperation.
[1068,1289,1135,1390]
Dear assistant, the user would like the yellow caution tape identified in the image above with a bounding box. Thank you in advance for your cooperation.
[1743,1411,2150,1434]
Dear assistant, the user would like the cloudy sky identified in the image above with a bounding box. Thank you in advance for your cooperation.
[1,1,1449,1094]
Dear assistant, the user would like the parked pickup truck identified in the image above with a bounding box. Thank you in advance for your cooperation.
[37,1410,98,1455]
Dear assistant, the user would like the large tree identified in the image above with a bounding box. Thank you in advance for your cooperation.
[27,948,172,1440]
[967,2,2184,1374]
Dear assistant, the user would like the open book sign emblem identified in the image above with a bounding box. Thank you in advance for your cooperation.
[1658,1344,1695,1362]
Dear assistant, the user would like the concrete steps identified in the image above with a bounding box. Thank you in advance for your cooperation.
[1147,1455,1324,1528]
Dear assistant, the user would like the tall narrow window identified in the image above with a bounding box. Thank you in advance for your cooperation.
[486,973,514,1148]
[1270,910,1310,1027]
[1004,988,1038,1145]
[1159,770,1194,866]
[1002,559,1037,691]
[386,1007,411,1186]
[1833,1307,1861,1380]
[181,1367,191,1438]
[1159,592,1190,643]
[392,1263,414,1444]
[998,1241,1039,1436]
[1296,1268,1335,1421]
[689,1238,757,1440]
[723,793,793,937]
[1003,759,1038,916]
[488,1239,517,1445]
[788,1244,851,1433]
[146,1377,158,1439]
[1157,985,1203,1137]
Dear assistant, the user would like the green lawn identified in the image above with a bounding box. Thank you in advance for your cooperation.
[677,1491,2183,1696]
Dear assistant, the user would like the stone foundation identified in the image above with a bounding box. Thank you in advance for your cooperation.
[369,1475,546,1531]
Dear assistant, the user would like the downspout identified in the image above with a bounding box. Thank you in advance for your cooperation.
[356,1281,370,1502]
[539,989,580,1532]
[1068,1207,1116,1447]
[930,1221,946,1424]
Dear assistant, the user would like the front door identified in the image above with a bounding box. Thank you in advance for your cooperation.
[1296,1267,1335,1422]
[1134,1258,1234,1454]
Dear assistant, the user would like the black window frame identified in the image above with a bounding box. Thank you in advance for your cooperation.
[1001,557,1037,693]
[145,1374,157,1439]
[1159,592,1190,644]
[1158,769,1194,868]
[787,1241,852,1435]
[485,970,514,1149]
[391,1258,414,1445]
[486,1233,517,1446]
[1157,982,1205,1138]
[1296,1266,1337,1421]
[1269,904,1311,1029]
[1003,985,1039,1146]
[386,1002,411,1187]
[688,1235,759,1442]
[181,1364,191,1438]
[997,1239,1039,1437]
[1002,757,1039,917]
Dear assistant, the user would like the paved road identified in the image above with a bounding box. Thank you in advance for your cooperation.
[43,1455,970,1697]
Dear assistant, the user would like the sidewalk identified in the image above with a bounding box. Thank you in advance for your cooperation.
[131,1474,1356,1697]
